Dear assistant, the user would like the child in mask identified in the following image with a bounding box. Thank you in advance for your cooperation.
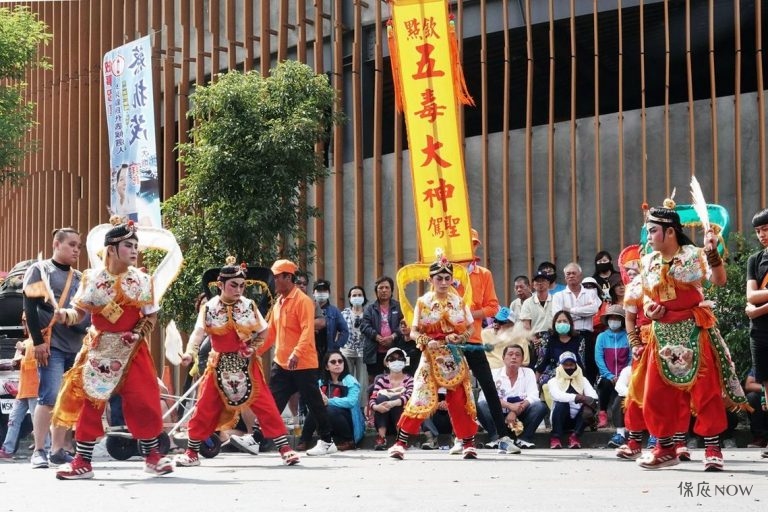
[594,305,630,429]
[548,351,599,449]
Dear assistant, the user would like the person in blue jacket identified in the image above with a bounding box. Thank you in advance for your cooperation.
[313,279,349,358]
[297,350,365,451]
[594,304,630,429]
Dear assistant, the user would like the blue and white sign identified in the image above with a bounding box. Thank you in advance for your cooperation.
[103,36,161,227]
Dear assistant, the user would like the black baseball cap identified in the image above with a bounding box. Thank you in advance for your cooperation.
[313,279,331,291]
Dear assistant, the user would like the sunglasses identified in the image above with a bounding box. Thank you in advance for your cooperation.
[328,359,344,364]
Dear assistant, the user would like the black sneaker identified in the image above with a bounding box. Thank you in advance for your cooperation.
[49,449,74,467]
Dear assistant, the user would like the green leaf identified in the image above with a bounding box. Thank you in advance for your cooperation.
[0,6,51,183]
[160,61,342,331]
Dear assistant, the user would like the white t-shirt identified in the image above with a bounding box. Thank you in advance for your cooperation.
[478,366,540,410]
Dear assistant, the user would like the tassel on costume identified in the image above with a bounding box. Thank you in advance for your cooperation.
[386,21,404,113]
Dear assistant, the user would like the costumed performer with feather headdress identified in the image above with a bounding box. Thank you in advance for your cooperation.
[630,195,748,472]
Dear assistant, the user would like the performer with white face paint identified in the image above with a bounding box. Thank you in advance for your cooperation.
[52,217,176,480]
[176,257,300,468]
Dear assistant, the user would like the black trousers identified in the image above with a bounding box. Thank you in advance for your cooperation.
[269,363,331,442]
[464,348,508,437]
[579,330,598,384]
[747,391,768,439]
[609,393,625,429]
[552,401,586,437]
[373,393,404,434]
[750,330,768,382]
[301,405,354,444]
[596,377,617,413]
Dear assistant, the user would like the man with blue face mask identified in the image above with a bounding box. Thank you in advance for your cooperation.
[313,279,349,360]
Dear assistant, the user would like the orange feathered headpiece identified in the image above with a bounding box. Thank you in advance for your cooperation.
[618,244,642,285]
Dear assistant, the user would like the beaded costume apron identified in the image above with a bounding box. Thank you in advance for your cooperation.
[202,296,265,410]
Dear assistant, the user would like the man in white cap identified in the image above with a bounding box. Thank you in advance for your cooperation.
[548,351,598,449]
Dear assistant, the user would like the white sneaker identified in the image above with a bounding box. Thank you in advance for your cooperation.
[388,443,406,460]
[483,438,500,449]
[30,450,48,469]
[515,439,536,449]
[498,436,521,454]
[448,440,463,455]
[420,432,438,450]
[228,434,260,455]
[306,440,338,456]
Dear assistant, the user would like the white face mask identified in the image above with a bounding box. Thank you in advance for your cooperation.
[608,319,623,331]
[388,361,406,373]
[314,292,329,303]
[350,296,364,307]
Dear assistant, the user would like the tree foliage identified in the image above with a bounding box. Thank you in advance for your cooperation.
[155,61,341,331]
[0,6,51,183]
[706,232,762,378]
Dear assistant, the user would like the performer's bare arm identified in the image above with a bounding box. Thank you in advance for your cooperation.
[181,325,206,366]
[625,311,636,333]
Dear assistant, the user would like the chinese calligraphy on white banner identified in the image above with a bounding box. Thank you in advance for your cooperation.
[103,36,161,227]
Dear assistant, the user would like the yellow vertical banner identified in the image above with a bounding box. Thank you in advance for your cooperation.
[388,0,474,263]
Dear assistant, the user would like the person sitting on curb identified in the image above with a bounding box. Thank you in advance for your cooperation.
[297,351,365,452]
[478,344,548,451]
[368,347,414,451]
[608,365,632,448]
[548,351,598,449]
[594,305,630,429]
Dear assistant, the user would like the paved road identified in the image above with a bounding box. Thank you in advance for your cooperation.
[0,448,765,511]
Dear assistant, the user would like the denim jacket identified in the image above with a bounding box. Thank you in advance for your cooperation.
[321,303,349,353]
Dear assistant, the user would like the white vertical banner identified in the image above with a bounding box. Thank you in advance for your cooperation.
[102,36,161,227]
